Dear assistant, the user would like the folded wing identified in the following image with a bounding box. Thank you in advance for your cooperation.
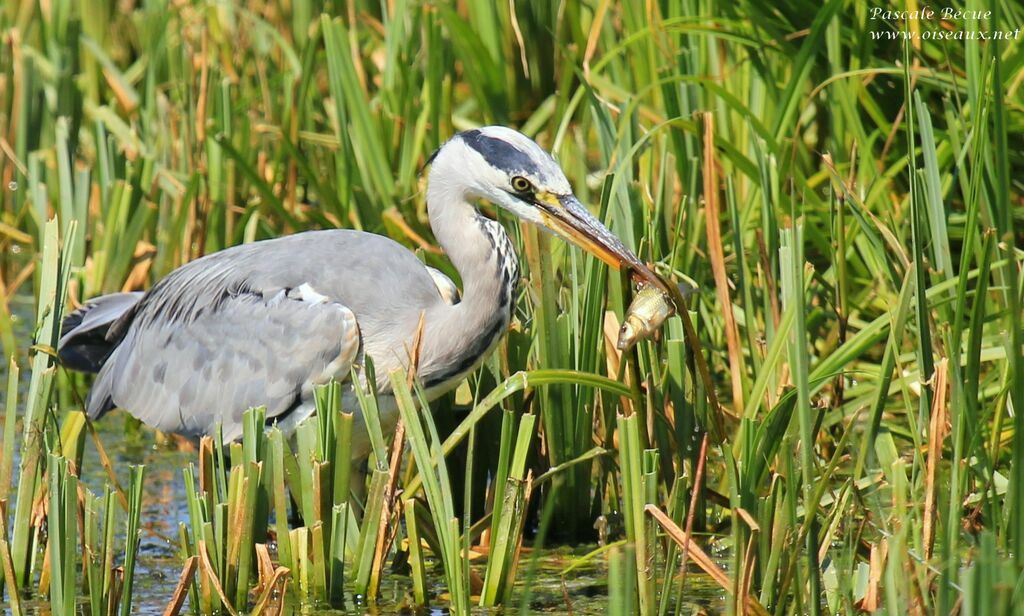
[88,284,360,442]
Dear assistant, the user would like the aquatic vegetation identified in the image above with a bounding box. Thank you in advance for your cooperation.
[0,0,1022,614]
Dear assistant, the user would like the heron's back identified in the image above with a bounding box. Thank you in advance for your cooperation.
[124,229,445,333]
[60,229,450,438]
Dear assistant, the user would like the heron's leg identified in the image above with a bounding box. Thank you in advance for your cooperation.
[348,457,370,517]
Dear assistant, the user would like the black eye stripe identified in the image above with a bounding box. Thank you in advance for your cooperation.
[503,188,542,208]
[461,129,539,177]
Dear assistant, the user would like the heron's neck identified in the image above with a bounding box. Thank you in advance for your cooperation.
[418,181,518,389]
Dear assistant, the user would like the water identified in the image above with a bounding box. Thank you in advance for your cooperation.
[82,415,195,614]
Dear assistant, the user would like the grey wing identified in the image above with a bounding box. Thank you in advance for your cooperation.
[425,266,460,305]
[88,286,360,443]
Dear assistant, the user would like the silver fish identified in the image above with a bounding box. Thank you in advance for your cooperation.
[617,285,675,350]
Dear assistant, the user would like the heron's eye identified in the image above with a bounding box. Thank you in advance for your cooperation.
[510,176,533,193]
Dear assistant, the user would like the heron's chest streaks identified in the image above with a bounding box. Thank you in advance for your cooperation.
[478,216,519,315]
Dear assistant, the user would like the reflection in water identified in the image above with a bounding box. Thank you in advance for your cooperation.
[81,413,193,614]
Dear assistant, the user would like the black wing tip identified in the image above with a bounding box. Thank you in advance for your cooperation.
[58,343,113,373]
[59,302,94,339]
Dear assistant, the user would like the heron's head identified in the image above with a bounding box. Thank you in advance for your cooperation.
[429,126,655,281]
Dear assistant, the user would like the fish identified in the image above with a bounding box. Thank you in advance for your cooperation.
[617,285,675,350]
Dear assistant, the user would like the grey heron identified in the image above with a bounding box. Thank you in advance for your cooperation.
[58,127,659,456]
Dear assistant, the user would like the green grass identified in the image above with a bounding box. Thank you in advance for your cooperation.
[1,0,1023,613]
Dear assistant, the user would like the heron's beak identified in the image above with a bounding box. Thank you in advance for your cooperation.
[540,193,665,290]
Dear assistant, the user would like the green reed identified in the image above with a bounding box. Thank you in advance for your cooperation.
[2,0,1023,613]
